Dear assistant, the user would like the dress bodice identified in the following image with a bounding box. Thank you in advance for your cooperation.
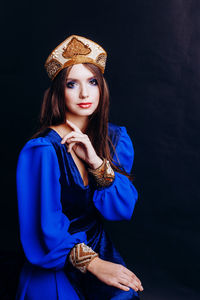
[39,128,102,245]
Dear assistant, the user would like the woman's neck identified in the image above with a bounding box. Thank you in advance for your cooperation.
[65,113,89,133]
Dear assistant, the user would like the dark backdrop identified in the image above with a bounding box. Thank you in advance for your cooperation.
[1,0,200,299]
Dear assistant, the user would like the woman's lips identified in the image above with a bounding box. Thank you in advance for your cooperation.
[77,103,92,108]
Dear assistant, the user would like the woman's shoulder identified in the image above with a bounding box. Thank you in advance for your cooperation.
[16,136,59,174]
[108,122,129,133]
[108,122,135,168]
[108,122,131,146]
[18,136,54,158]
[108,122,121,131]
[16,136,61,181]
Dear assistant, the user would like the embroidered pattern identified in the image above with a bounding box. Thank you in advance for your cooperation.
[45,59,62,80]
[69,243,99,273]
[62,37,91,58]
[88,158,115,187]
[96,53,106,69]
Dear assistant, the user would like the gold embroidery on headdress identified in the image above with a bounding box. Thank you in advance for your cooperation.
[62,37,91,58]
[96,53,106,68]
[45,59,62,80]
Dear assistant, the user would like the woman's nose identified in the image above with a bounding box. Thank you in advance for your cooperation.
[80,84,89,99]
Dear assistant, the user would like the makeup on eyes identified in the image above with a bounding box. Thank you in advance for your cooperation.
[66,77,98,88]
[66,81,76,88]
[89,78,98,85]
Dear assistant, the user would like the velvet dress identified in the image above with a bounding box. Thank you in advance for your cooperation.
[15,122,139,300]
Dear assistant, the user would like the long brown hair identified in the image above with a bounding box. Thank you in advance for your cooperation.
[31,63,133,181]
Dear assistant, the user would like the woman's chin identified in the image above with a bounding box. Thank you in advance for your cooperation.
[72,109,97,117]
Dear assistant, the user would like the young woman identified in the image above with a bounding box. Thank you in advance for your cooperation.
[16,35,143,300]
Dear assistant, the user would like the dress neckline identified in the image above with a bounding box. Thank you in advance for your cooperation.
[47,128,90,189]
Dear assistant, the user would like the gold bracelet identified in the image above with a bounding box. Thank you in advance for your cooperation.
[88,158,115,187]
[69,243,99,273]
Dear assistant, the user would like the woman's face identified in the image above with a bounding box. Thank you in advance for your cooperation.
[64,64,100,118]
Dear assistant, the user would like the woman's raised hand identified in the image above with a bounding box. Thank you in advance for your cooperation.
[61,120,103,169]
[87,257,143,293]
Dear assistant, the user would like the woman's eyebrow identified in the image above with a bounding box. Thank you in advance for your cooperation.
[66,76,96,81]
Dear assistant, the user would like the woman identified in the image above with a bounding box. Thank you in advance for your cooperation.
[16,35,143,299]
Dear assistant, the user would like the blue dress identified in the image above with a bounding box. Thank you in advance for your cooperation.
[15,122,139,300]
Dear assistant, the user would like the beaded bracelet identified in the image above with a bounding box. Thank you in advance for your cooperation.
[88,158,115,187]
[69,243,99,273]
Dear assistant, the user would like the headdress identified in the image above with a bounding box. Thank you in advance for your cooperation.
[44,35,107,80]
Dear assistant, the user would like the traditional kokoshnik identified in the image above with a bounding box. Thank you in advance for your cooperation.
[44,35,107,80]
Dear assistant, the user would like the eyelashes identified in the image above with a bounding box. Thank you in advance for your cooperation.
[66,81,76,88]
[89,78,98,86]
[66,78,98,89]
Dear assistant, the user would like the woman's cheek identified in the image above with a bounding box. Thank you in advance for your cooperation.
[65,91,76,104]
[92,88,100,100]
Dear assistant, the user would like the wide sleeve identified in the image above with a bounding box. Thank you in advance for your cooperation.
[92,126,138,221]
[16,138,87,271]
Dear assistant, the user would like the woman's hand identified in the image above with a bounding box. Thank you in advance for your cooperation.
[61,120,103,169]
[87,257,144,293]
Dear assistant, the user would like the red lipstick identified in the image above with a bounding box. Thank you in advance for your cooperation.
[77,103,92,108]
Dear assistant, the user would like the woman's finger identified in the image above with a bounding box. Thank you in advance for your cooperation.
[126,280,143,292]
[67,142,77,152]
[122,268,142,285]
[122,281,138,292]
[113,282,130,292]
[119,276,142,292]
[61,131,86,144]
[65,137,89,147]
[66,119,82,133]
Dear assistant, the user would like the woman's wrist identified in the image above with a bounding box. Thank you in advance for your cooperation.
[86,256,101,273]
[88,158,115,188]
[88,156,104,169]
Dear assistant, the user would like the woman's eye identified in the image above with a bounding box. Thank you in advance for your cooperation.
[89,78,98,86]
[66,81,76,88]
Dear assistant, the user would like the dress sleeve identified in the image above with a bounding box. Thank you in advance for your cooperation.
[16,138,87,271]
[92,126,138,221]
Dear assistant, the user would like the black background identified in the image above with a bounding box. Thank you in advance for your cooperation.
[1,0,200,299]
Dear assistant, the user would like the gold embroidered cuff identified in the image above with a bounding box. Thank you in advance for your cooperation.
[69,243,99,273]
[88,158,115,187]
